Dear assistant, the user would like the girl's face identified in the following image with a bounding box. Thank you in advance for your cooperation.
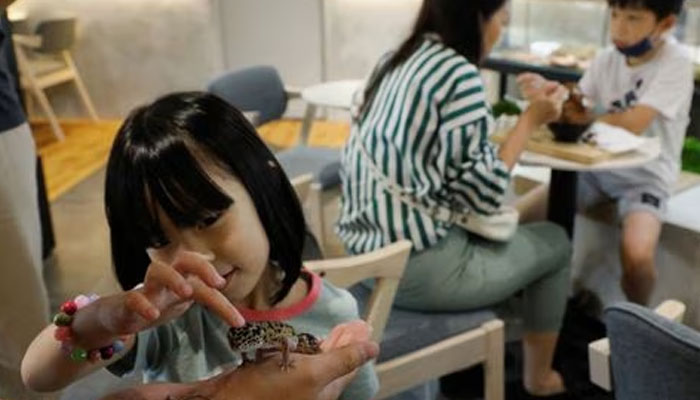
[483,4,509,56]
[148,165,271,305]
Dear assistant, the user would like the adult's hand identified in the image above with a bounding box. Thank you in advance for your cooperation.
[101,329,379,400]
[203,339,379,400]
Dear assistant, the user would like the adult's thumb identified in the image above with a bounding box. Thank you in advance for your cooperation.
[315,341,379,383]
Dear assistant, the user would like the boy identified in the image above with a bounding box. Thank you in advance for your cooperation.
[519,0,693,305]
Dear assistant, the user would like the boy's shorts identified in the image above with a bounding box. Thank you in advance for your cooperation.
[577,171,668,222]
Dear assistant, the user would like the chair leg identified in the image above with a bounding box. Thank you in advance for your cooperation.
[307,183,325,256]
[483,320,505,400]
[32,87,65,141]
[63,51,99,121]
[23,88,34,118]
[299,103,317,146]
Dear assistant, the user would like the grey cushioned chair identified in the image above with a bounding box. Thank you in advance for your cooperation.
[207,66,341,189]
[590,301,700,400]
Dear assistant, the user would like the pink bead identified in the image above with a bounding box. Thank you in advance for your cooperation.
[54,326,73,342]
[88,349,101,362]
[60,301,78,316]
[74,295,91,309]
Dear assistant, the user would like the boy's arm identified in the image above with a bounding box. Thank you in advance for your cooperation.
[598,105,659,135]
[601,50,693,136]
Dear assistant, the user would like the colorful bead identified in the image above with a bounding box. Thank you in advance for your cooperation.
[74,295,91,309]
[99,346,115,360]
[60,301,78,316]
[70,348,88,362]
[113,340,125,353]
[54,326,73,342]
[53,294,106,364]
[53,312,72,327]
[60,341,72,354]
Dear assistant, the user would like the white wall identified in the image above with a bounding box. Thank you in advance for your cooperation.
[11,0,224,118]
[323,0,421,80]
[217,0,323,88]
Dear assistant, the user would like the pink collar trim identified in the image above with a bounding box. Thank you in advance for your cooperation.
[238,269,321,322]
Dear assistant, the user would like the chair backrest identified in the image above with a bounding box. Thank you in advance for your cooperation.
[207,66,287,125]
[605,302,700,400]
[35,18,76,53]
[306,240,412,343]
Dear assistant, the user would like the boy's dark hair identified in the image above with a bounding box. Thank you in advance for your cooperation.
[105,91,305,304]
[359,0,507,118]
[607,0,684,19]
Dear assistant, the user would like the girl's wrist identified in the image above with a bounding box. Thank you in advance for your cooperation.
[69,298,124,352]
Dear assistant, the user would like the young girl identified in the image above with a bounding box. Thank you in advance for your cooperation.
[21,92,378,400]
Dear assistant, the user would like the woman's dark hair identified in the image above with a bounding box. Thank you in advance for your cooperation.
[359,0,506,117]
[607,0,684,19]
[105,91,305,304]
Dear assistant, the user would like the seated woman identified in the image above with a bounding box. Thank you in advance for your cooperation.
[336,0,572,397]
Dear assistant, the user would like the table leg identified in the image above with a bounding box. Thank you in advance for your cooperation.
[298,103,318,146]
[547,169,578,238]
[498,72,508,100]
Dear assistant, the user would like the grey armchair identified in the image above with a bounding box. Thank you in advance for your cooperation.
[589,301,700,400]
[207,66,341,188]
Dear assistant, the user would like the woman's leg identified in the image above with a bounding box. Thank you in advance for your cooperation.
[394,222,571,395]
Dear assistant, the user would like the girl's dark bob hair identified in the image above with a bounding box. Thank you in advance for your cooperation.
[104,91,305,304]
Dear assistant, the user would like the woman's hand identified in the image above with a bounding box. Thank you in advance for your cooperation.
[521,83,568,127]
[99,338,380,400]
[73,251,245,349]
[516,73,559,100]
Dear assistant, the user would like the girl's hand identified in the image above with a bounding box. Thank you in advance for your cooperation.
[73,251,244,349]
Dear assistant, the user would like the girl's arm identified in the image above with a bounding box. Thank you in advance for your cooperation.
[22,251,244,392]
[22,307,137,392]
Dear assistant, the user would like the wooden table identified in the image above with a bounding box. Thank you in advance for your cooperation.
[494,128,661,237]
[524,137,660,237]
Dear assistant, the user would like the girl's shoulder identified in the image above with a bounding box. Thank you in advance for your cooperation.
[299,271,361,323]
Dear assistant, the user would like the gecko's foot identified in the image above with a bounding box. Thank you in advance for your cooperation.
[279,359,296,372]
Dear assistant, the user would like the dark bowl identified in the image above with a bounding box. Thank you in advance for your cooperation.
[548,121,592,143]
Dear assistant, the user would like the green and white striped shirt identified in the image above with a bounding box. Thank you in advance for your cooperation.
[336,36,511,253]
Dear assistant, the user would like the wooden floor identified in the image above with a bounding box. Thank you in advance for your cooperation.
[34,118,350,201]
[32,119,122,201]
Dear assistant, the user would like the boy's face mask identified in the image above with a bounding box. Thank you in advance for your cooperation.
[615,35,655,57]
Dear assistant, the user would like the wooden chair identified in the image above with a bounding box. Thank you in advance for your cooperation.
[289,174,326,257]
[305,240,412,343]
[12,17,98,141]
[291,173,505,398]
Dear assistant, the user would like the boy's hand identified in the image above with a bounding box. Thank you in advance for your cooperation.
[73,251,244,349]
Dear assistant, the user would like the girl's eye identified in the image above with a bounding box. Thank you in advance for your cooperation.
[150,235,171,249]
[196,213,222,230]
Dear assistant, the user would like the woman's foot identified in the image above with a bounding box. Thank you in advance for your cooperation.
[524,370,565,397]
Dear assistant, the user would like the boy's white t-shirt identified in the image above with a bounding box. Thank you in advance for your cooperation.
[578,38,694,195]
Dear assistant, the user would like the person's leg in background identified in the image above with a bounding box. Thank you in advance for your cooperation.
[0,123,52,399]
[618,191,666,306]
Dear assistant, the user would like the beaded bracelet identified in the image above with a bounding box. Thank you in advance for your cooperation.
[53,294,126,363]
